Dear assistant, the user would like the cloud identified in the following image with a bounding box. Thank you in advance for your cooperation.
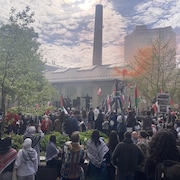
[34,0,126,67]
[133,0,179,28]
[0,0,179,67]
[131,0,180,63]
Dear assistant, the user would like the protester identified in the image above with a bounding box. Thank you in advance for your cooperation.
[94,106,100,121]
[86,129,109,180]
[102,116,110,135]
[135,130,149,180]
[81,109,88,128]
[46,135,61,165]
[87,107,95,130]
[106,130,119,180]
[116,114,127,141]
[18,114,27,135]
[112,131,144,180]
[131,131,138,144]
[23,122,44,164]
[46,135,62,178]
[141,111,153,131]
[126,110,136,131]
[54,112,61,132]
[59,110,66,133]
[0,137,17,180]
[144,129,180,180]
[61,131,85,180]
[68,110,80,137]
[137,130,149,157]
[15,138,38,180]
[109,111,118,132]
[95,109,104,132]
[41,115,52,134]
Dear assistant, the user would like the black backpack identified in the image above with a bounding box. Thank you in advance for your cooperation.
[155,160,180,180]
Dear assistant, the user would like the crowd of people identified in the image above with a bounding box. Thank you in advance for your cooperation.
[0,105,180,180]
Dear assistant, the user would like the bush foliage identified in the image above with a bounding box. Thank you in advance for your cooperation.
[10,130,108,152]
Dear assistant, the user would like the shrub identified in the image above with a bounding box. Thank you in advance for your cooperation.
[9,130,108,152]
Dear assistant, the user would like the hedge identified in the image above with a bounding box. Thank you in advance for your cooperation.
[10,130,108,152]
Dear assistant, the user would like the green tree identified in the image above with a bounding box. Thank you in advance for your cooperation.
[0,7,57,122]
[128,37,180,107]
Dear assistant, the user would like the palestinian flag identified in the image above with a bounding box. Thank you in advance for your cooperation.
[97,88,102,96]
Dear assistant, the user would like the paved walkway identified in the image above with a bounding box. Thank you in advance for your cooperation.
[12,169,16,180]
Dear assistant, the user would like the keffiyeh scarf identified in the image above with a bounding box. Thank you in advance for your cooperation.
[46,142,59,162]
[0,148,17,174]
[87,138,109,168]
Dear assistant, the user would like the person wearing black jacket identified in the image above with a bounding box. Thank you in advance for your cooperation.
[87,108,94,130]
[144,129,180,180]
[112,131,144,180]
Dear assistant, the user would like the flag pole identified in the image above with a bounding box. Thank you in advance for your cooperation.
[135,85,138,114]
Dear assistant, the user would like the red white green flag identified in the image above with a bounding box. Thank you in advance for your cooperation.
[97,88,102,96]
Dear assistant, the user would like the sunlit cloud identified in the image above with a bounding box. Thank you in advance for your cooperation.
[0,0,179,67]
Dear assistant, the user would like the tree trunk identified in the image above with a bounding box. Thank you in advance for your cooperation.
[0,86,6,132]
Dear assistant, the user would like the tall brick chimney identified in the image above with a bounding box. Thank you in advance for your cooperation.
[92,4,103,66]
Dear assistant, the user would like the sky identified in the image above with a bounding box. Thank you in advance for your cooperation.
[0,0,180,68]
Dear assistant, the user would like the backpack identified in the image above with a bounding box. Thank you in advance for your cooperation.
[155,160,180,180]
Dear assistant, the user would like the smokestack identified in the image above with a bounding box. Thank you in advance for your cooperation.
[92,4,103,66]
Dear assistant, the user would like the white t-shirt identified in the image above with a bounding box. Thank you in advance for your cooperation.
[94,108,99,120]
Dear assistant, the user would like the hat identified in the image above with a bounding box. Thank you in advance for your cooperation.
[0,137,12,154]
[23,138,32,149]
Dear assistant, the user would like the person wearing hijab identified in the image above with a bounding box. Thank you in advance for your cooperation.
[23,123,44,164]
[0,137,17,180]
[45,135,62,178]
[15,138,38,180]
